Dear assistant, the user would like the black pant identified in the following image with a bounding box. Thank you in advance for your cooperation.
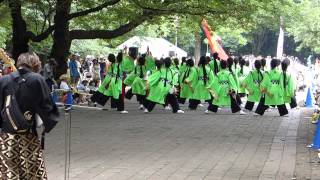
[144,94,180,113]
[90,91,123,110]
[137,94,146,105]
[255,97,288,116]
[178,97,186,104]
[91,91,108,106]
[113,95,124,111]
[125,88,134,100]
[290,96,297,109]
[236,94,242,105]
[189,99,201,110]
[245,101,255,111]
[207,95,241,113]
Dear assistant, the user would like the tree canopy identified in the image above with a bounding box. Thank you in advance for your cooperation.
[0,0,319,73]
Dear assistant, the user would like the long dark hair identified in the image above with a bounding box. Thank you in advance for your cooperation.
[198,56,208,85]
[181,57,187,66]
[220,60,227,70]
[254,60,263,84]
[182,59,194,82]
[135,56,146,78]
[173,58,179,70]
[270,59,279,70]
[116,52,123,82]
[155,59,163,70]
[163,57,172,87]
[108,53,116,75]
[227,57,234,75]
[261,58,266,71]
[281,59,289,89]
[239,58,246,75]
[212,52,219,75]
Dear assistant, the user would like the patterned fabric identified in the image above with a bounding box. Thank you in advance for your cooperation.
[0,133,47,180]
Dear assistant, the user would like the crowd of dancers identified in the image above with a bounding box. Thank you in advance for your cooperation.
[90,48,297,116]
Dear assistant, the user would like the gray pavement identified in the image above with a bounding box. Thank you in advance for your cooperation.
[43,102,320,180]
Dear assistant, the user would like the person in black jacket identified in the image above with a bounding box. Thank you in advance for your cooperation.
[0,52,59,179]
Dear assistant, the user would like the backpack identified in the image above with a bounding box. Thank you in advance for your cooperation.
[1,73,34,133]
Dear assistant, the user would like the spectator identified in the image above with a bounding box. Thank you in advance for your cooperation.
[99,58,107,80]
[59,74,70,90]
[0,52,59,179]
[43,58,57,91]
[69,54,80,86]
[92,59,101,86]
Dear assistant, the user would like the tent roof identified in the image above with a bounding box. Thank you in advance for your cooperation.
[117,36,187,58]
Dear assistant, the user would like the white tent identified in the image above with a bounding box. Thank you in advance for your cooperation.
[117,36,187,59]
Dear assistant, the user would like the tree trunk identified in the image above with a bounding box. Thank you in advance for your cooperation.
[50,0,72,78]
[194,32,201,65]
[8,0,29,60]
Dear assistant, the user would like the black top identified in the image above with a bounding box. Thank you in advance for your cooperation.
[0,68,59,133]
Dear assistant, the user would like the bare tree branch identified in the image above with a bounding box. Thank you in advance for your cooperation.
[69,10,161,40]
[68,0,120,20]
[27,25,55,42]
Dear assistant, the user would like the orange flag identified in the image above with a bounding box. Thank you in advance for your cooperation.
[200,19,228,60]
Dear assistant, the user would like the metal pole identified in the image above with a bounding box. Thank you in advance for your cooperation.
[64,107,71,180]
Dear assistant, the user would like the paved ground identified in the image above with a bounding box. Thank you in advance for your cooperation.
[43,101,320,180]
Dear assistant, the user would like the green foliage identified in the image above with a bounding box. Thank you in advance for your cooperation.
[286,0,320,53]
[70,39,114,56]
[0,4,11,48]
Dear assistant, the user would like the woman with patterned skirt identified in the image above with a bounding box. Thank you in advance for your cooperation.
[0,52,59,179]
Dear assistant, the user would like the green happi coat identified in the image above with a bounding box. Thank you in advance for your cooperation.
[282,72,295,103]
[171,65,180,85]
[231,67,240,92]
[238,66,250,94]
[192,66,214,101]
[209,69,237,106]
[122,55,135,74]
[179,63,187,76]
[98,63,123,99]
[242,70,264,102]
[145,55,155,71]
[147,68,177,104]
[261,69,285,105]
[124,65,147,95]
[180,66,197,99]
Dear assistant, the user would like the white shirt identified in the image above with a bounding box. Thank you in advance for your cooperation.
[60,81,70,90]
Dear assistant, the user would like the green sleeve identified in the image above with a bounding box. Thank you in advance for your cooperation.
[124,71,136,86]
[122,55,135,73]
[261,73,270,90]
[229,73,238,91]
[207,69,215,88]
[286,75,294,96]
[146,56,155,71]
[185,67,197,87]
[148,70,161,87]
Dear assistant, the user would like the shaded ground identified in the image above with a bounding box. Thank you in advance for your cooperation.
[43,101,320,180]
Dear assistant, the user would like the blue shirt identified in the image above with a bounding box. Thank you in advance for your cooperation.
[69,60,80,77]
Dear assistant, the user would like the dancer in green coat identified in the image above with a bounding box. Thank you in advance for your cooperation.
[281,59,297,108]
[208,52,220,76]
[238,58,249,96]
[255,59,288,116]
[124,56,147,109]
[206,60,245,114]
[242,60,264,111]
[179,59,197,101]
[189,56,214,110]
[91,53,127,113]
[143,57,184,114]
